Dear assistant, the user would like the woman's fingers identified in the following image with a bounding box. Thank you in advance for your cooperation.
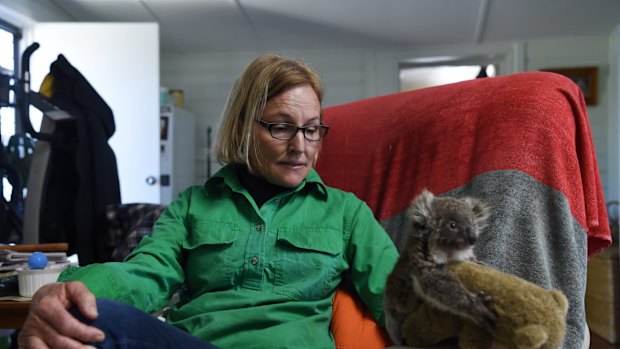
[18,282,105,348]
[19,309,92,349]
[65,282,99,320]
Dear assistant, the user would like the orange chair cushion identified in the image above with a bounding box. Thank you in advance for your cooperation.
[331,288,393,349]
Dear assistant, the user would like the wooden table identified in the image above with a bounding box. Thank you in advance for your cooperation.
[0,300,31,329]
[0,243,68,252]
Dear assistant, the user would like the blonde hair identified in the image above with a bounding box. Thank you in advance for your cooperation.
[214,54,324,167]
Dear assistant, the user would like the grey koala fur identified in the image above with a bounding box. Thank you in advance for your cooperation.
[383,189,496,345]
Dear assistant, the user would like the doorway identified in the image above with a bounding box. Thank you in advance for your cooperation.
[399,55,501,92]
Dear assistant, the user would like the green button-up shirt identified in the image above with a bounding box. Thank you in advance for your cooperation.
[59,165,399,348]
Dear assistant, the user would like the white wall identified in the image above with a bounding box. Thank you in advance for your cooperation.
[162,37,617,203]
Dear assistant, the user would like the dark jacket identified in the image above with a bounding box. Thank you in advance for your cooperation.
[43,54,121,264]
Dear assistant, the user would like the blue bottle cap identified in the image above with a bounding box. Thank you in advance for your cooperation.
[28,251,48,270]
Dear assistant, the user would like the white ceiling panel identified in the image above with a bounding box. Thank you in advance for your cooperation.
[143,0,259,52]
[483,0,620,42]
[36,0,620,53]
[52,0,156,22]
[242,0,484,48]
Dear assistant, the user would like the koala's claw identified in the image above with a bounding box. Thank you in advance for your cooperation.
[471,291,497,331]
[477,291,493,305]
[475,306,498,333]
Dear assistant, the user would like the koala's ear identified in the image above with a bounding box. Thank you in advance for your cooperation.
[463,197,492,232]
[408,189,434,227]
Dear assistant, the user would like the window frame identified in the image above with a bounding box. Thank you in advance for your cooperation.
[0,18,21,143]
[0,18,21,76]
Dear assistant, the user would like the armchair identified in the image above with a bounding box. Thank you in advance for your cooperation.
[316,72,612,348]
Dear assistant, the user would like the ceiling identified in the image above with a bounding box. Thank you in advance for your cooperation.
[35,0,620,54]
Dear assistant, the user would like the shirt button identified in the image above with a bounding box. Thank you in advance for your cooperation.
[255,224,262,232]
[251,256,259,265]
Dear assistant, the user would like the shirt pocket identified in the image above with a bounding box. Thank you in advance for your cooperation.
[273,227,343,300]
[183,221,239,295]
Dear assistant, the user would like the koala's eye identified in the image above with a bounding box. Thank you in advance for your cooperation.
[413,222,427,230]
[449,222,457,229]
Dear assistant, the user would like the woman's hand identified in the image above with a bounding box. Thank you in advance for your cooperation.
[18,281,105,349]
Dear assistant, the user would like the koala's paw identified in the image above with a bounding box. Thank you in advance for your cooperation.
[471,300,498,333]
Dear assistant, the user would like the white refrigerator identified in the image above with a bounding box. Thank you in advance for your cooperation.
[160,105,196,205]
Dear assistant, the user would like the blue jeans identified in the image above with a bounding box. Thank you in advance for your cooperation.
[72,299,220,349]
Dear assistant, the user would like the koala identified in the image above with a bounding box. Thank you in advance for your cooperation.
[383,189,496,345]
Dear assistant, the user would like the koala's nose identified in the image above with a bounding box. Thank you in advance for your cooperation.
[466,227,478,244]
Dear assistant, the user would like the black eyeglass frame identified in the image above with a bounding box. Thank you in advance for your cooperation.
[256,119,330,141]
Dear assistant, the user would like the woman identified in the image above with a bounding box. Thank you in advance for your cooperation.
[18,54,399,349]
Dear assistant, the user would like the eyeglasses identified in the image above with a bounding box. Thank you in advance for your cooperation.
[256,119,329,141]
